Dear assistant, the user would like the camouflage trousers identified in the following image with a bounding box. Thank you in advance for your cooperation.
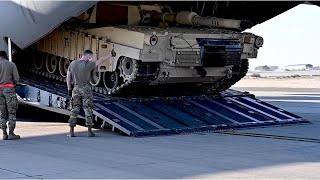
[69,85,94,127]
[0,88,18,130]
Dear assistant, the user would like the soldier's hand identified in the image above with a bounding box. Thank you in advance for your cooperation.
[111,49,116,57]
[68,90,72,97]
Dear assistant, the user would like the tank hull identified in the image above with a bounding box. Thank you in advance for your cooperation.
[14,2,263,97]
[23,26,258,96]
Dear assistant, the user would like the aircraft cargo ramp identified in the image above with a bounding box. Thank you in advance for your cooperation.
[16,73,309,137]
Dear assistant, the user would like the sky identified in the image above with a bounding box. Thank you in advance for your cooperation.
[244,3,320,70]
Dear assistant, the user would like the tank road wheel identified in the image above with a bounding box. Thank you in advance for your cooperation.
[33,53,44,70]
[46,54,58,74]
[90,68,102,86]
[103,71,119,94]
[59,58,70,77]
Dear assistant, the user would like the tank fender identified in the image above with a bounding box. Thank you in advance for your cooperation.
[109,43,141,72]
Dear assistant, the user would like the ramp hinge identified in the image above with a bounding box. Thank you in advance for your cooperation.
[48,93,52,107]
[37,90,40,102]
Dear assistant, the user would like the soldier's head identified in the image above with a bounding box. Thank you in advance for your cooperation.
[0,51,8,60]
[82,50,93,61]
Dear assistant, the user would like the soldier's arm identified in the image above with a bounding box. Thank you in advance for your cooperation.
[12,63,20,85]
[95,49,116,67]
[66,70,72,90]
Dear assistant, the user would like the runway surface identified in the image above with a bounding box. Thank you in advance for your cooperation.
[1,77,319,179]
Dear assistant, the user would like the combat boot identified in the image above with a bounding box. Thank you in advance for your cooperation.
[67,126,75,137]
[87,126,95,137]
[8,128,20,140]
[2,128,8,140]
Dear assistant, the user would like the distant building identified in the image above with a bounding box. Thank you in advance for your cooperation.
[255,65,270,71]
[255,65,278,71]
[284,64,313,71]
[269,66,279,71]
[312,66,320,70]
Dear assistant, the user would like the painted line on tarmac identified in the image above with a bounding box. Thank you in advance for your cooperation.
[216,131,320,143]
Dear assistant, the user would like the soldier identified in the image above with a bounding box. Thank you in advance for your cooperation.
[0,51,20,140]
[66,49,116,137]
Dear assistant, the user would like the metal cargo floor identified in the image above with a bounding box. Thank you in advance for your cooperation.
[16,76,310,137]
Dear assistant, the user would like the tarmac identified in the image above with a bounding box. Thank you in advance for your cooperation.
[0,77,319,179]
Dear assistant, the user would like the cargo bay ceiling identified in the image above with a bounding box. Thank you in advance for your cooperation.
[2,1,320,52]
[112,1,319,30]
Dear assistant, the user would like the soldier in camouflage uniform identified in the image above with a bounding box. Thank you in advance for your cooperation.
[0,51,20,140]
[66,49,115,137]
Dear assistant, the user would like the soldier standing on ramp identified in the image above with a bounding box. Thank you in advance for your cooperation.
[66,49,116,137]
[0,51,20,140]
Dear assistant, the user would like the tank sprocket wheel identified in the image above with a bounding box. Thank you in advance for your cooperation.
[118,57,137,83]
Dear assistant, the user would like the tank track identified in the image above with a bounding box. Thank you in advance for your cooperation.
[202,59,249,94]
[16,51,249,97]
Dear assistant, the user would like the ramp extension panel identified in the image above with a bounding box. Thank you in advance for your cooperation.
[16,76,310,137]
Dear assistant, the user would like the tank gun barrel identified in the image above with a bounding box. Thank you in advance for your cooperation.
[150,11,253,31]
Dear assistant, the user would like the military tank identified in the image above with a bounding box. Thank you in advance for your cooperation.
[22,2,263,97]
